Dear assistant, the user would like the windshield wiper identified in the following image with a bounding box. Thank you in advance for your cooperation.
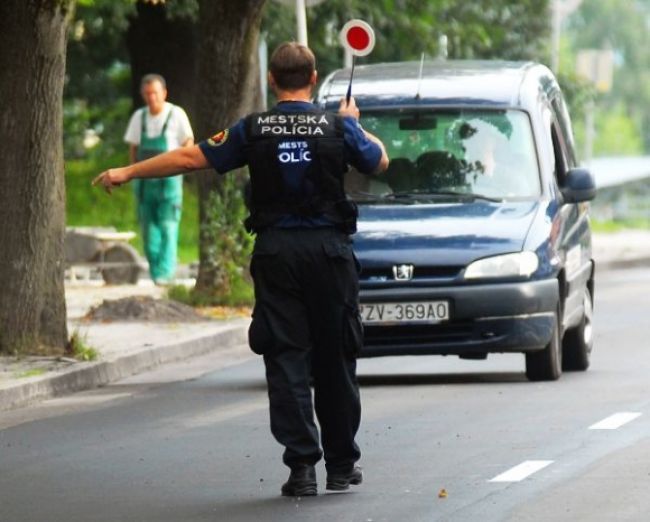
[348,190,502,203]
[348,191,397,203]
[388,190,502,202]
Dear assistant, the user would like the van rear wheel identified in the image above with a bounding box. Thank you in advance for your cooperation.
[525,307,562,381]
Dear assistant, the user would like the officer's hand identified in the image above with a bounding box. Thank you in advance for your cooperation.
[92,167,131,195]
[339,96,360,120]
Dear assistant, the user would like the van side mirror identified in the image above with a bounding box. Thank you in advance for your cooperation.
[562,168,596,203]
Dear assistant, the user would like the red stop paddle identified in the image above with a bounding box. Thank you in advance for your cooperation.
[339,19,376,105]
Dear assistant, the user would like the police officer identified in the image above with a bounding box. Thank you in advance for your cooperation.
[93,42,389,496]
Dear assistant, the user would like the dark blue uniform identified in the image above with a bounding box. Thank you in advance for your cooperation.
[200,102,380,171]
[199,101,382,477]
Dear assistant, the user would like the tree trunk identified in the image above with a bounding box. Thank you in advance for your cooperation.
[0,0,71,354]
[194,0,266,292]
[125,1,198,120]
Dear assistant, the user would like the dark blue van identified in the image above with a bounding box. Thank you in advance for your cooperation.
[317,61,596,381]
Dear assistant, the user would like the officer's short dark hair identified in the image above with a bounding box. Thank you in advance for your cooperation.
[269,42,315,90]
[140,73,166,90]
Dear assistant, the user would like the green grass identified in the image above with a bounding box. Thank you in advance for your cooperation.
[13,368,46,379]
[167,279,254,307]
[66,152,199,264]
[67,330,98,361]
[591,219,650,233]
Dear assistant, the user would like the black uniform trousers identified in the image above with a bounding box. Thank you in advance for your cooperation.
[248,227,363,473]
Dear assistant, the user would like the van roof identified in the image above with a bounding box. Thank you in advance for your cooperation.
[317,60,557,110]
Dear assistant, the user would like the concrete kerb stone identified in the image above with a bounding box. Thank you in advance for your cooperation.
[0,322,250,412]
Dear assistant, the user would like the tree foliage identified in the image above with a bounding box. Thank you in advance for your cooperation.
[566,0,650,152]
[65,0,200,158]
[263,0,550,80]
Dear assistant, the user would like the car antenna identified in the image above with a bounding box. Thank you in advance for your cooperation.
[415,52,425,101]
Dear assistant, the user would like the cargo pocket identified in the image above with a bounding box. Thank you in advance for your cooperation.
[248,306,274,355]
[323,238,354,261]
[342,305,364,359]
[250,236,280,279]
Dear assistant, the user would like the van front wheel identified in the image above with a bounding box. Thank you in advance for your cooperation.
[525,307,562,381]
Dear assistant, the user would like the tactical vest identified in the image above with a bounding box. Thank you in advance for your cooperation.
[243,108,358,234]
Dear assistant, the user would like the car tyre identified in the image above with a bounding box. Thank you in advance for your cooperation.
[562,287,593,371]
[525,306,562,381]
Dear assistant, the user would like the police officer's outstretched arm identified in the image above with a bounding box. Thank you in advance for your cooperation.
[339,96,389,174]
[92,145,208,194]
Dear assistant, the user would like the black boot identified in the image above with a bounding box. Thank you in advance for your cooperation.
[281,464,317,497]
[326,465,363,491]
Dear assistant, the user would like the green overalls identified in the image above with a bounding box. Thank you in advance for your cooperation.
[133,106,183,282]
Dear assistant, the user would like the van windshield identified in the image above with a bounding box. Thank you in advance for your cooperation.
[347,109,541,202]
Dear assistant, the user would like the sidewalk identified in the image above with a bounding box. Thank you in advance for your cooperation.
[1,230,649,412]
[592,229,650,270]
[0,281,252,411]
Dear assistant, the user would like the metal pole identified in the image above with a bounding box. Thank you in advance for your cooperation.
[551,0,583,73]
[438,34,448,61]
[584,98,595,165]
[259,34,268,110]
[551,0,561,73]
[296,0,308,45]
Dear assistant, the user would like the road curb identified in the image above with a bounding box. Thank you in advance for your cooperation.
[0,323,249,412]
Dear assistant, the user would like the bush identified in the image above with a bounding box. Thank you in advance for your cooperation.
[191,173,255,306]
[66,330,98,361]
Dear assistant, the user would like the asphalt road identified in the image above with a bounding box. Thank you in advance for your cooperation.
[2,267,650,522]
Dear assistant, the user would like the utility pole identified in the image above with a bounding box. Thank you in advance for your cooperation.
[296,0,308,45]
[272,0,327,46]
[551,0,583,73]
[576,49,615,164]
[438,34,448,61]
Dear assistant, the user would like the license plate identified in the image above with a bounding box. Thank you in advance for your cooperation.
[360,301,450,324]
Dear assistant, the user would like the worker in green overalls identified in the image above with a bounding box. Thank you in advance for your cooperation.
[124,74,194,284]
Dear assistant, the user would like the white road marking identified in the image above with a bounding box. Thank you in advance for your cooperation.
[489,460,554,483]
[588,412,642,430]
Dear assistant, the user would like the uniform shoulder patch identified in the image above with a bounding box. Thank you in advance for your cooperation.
[207,129,229,147]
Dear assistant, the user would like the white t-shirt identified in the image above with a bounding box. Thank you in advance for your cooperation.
[124,102,194,150]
